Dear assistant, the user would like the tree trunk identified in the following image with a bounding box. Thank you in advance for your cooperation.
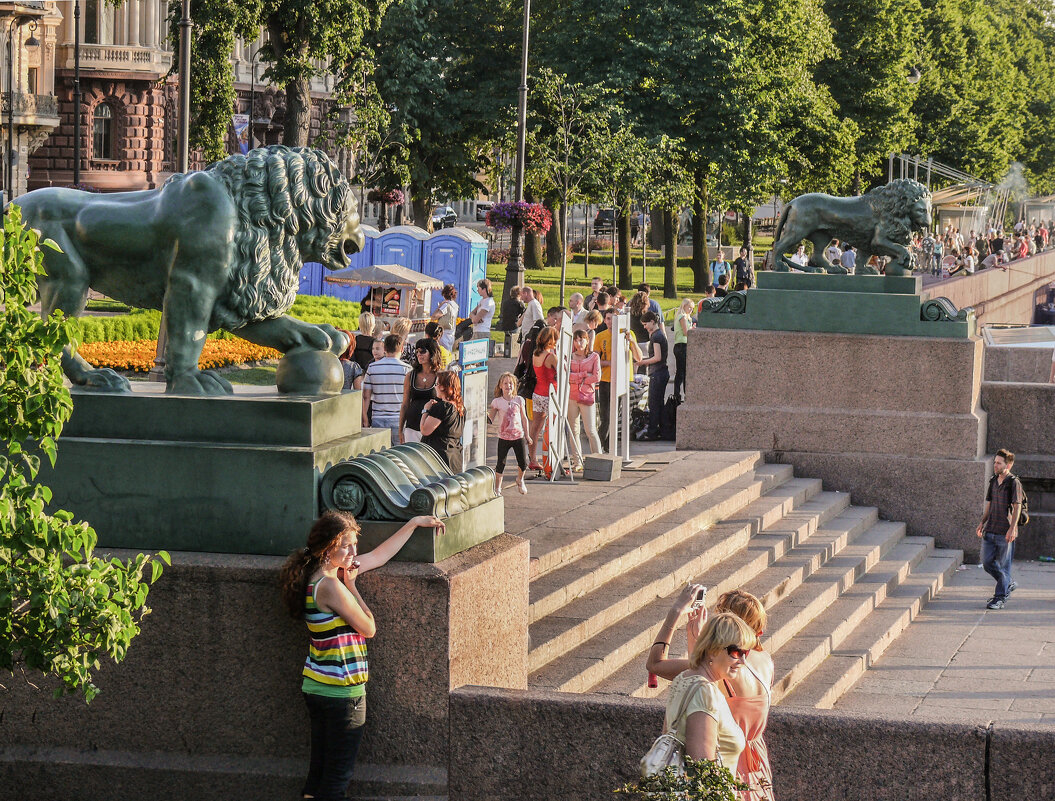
[545,198,562,268]
[617,207,632,289]
[691,172,711,291]
[282,75,313,148]
[852,169,862,196]
[411,194,432,232]
[651,210,666,252]
[524,231,543,272]
[663,207,677,299]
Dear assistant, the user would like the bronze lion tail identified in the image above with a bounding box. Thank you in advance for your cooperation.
[774,200,793,242]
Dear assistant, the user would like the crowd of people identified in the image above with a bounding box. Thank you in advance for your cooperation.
[910,219,1055,277]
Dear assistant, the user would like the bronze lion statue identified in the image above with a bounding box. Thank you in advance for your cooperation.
[771,179,931,276]
[18,145,364,395]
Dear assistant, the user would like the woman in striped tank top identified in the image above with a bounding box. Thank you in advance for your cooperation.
[280,510,445,801]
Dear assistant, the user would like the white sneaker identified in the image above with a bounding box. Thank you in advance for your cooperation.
[517,479,528,495]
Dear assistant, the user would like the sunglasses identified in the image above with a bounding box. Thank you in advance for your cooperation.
[726,645,751,661]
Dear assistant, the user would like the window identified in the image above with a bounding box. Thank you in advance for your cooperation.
[92,104,113,160]
[26,68,37,95]
[85,0,98,43]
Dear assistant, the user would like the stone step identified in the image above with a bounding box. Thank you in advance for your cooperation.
[346,764,448,800]
[584,502,876,699]
[757,517,901,656]
[528,465,800,624]
[768,536,929,702]
[531,493,859,692]
[528,451,764,579]
[777,550,961,708]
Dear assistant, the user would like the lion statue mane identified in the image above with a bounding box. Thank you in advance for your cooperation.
[771,178,931,276]
[18,144,364,395]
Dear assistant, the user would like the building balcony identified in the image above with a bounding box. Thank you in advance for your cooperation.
[58,43,172,76]
[1,91,60,126]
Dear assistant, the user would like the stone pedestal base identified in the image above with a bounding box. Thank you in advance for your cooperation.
[0,534,529,800]
[678,328,988,558]
[39,384,390,555]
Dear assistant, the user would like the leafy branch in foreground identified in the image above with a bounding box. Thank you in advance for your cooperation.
[616,755,749,801]
[1,205,169,703]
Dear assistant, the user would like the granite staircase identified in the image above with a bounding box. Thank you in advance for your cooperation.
[525,451,961,708]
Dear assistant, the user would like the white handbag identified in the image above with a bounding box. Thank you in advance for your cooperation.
[640,676,703,778]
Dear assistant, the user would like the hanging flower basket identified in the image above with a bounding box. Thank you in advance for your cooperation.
[485,201,552,234]
[367,188,405,205]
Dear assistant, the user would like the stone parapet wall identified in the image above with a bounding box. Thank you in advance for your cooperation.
[450,685,1051,801]
[0,535,529,800]
[984,346,1055,383]
[923,249,1055,326]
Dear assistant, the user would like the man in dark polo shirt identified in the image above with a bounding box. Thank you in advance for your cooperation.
[976,448,1024,610]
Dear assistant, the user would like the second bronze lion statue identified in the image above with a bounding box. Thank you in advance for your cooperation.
[771,179,931,276]
[18,145,365,395]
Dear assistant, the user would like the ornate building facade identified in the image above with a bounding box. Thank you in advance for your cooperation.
[18,0,341,195]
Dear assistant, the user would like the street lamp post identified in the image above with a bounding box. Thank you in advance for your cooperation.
[73,0,81,184]
[248,45,263,149]
[153,0,193,380]
[176,0,192,172]
[503,0,530,302]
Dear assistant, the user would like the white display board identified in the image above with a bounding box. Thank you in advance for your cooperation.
[459,338,489,468]
[546,315,575,482]
[608,312,632,464]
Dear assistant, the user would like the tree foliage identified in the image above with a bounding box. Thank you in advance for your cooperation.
[173,0,387,161]
[1,207,169,703]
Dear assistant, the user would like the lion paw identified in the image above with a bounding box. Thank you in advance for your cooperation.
[81,368,132,393]
[167,369,234,396]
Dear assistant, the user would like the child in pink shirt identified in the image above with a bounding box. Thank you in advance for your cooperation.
[488,372,532,495]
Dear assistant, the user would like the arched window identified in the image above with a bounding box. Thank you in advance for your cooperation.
[92,104,113,160]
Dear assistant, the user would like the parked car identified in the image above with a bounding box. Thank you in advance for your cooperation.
[476,201,494,222]
[432,205,458,229]
[593,207,615,235]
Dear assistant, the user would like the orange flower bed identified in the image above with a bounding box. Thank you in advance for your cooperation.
[78,339,282,373]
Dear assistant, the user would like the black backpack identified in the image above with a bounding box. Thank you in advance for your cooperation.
[991,473,1029,527]
[660,395,680,441]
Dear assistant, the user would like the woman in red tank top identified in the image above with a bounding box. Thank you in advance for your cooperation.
[528,326,558,469]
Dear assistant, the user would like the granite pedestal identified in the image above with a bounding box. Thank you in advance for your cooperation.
[683,275,989,558]
[39,383,390,555]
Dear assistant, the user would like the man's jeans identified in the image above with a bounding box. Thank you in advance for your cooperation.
[982,531,1015,600]
[302,693,366,801]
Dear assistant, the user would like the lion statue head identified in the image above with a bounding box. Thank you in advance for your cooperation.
[174,145,364,330]
[867,178,931,247]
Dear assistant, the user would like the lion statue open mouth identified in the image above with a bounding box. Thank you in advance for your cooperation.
[17,145,364,395]
[771,179,931,277]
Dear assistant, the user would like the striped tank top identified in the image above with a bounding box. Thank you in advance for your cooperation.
[302,577,369,698]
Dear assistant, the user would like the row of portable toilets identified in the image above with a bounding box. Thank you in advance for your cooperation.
[298,225,490,315]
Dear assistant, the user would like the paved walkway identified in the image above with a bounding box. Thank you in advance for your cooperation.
[835,559,1055,725]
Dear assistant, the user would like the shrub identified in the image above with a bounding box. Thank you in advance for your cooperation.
[569,237,609,254]
[1,205,168,703]
[71,295,359,344]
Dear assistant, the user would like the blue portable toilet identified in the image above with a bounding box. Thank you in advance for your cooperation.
[298,261,323,296]
[375,225,429,274]
[422,227,489,314]
[322,224,379,303]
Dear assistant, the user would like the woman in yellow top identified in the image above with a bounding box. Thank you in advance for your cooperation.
[664,612,755,772]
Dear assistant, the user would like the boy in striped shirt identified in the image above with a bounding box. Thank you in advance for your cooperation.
[362,334,410,445]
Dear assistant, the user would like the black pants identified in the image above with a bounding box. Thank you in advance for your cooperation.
[597,381,611,450]
[302,692,367,801]
[496,437,528,473]
[673,342,687,399]
[647,367,669,435]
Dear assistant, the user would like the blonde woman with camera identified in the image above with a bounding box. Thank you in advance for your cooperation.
[648,587,775,800]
